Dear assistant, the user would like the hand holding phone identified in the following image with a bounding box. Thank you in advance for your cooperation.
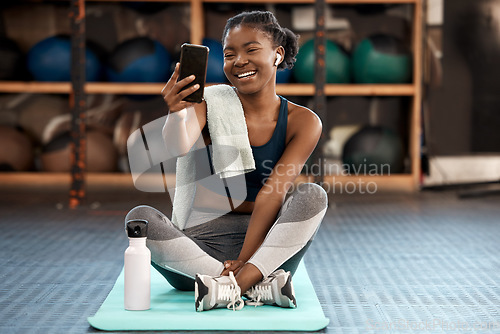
[178,43,209,103]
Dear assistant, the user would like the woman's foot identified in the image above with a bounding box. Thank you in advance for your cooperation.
[195,271,244,311]
[194,269,297,311]
[244,269,297,308]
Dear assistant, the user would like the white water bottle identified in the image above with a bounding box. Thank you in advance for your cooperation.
[124,219,151,310]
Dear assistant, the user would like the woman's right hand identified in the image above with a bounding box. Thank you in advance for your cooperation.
[161,62,200,113]
[221,260,245,276]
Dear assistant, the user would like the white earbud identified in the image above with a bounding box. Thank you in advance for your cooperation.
[275,54,282,66]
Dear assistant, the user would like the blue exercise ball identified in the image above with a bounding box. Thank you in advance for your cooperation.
[27,36,102,82]
[107,37,171,83]
[276,68,292,84]
[202,38,226,83]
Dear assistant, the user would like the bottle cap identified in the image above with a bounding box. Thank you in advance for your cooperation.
[126,219,148,238]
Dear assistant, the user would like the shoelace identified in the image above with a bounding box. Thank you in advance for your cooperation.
[217,272,244,311]
[245,284,273,307]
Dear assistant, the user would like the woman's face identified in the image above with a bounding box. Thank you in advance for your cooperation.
[223,25,279,95]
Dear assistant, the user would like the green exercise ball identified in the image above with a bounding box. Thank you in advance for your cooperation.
[293,39,350,84]
[352,34,411,84]
[342,126,404,175]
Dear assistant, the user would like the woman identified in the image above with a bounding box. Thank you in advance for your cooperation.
[126,11,328,311]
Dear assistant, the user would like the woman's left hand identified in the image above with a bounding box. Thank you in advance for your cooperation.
[221,260,245,276]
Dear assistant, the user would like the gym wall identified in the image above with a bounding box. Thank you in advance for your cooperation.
[426,0,500,155]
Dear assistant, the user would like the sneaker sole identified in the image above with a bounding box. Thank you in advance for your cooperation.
[281,274,297,308]
[194,274,209,312]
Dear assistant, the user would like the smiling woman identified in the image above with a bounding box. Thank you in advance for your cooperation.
[222,11,299,72]
[221,11,298,96]
[222,25,280,95]
[126,10,328,313]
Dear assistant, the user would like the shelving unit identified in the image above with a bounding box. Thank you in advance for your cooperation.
[0,82,415,95]
[0,0,422,193]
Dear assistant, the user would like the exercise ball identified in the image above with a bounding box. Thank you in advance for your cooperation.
[17,94,69,144]
[0,125,34,171]
[323,125,362,159]
[352,34,411,83]
[41,130,118,172]
[293,39,350,84]
[202,38,226,83]
[342,126,404,174]
[107,37,171,83]
[0,38,24,80]
[276,68,292,84]
[114,110,143,173]
[0,94,25,127]
[27,36,103,82]
[114,110,142,157]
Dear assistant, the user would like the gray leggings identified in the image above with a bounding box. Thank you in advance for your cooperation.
[125,183,328,291]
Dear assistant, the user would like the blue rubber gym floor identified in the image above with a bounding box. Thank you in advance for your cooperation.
[0,181,499,333]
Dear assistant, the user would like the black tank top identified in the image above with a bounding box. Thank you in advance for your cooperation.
[197,96,288,202]
[244,96,288,201]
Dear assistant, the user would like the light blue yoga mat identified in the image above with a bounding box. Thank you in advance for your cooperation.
[88,261,329,331]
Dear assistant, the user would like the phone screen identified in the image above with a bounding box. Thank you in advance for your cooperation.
[178,43,209,103]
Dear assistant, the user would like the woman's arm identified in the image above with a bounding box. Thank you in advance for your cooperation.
[162,105,206,157]
[236,105,323,265]
[161,62,207,157]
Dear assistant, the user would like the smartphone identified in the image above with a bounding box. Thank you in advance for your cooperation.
[178,43,209,103]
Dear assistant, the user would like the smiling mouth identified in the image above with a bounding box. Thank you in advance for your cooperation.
[236,71,257,79]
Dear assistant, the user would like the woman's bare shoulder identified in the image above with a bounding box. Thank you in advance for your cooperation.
[287,101,323,134]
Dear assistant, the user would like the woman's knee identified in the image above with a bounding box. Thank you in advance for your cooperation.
[125,205,175,240]
[278,183,327,222]
[292,183,328,209]
[125,205,164,223]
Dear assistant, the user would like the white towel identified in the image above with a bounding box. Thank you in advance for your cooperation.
[205,85,255,178]
[171,85,255,230]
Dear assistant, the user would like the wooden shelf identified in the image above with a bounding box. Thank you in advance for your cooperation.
[48,0,418,3]
[1,0,422,194]
[48,0,190,2]
[0,172,417,192]
[323,174,418,192]
[0,82,72,94]
[0,81,415,96]
[203,0,417,3]
[0,81,162,94]
[296,174,417,192]
[279,84,415,96]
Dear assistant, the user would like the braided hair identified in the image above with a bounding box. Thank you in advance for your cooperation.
[222,11,299,70]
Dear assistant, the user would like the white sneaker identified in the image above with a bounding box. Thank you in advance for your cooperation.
[194,271,244,311]
[244,269,297,308]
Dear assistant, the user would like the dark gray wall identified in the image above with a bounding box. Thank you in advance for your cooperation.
[427,0,500,155]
